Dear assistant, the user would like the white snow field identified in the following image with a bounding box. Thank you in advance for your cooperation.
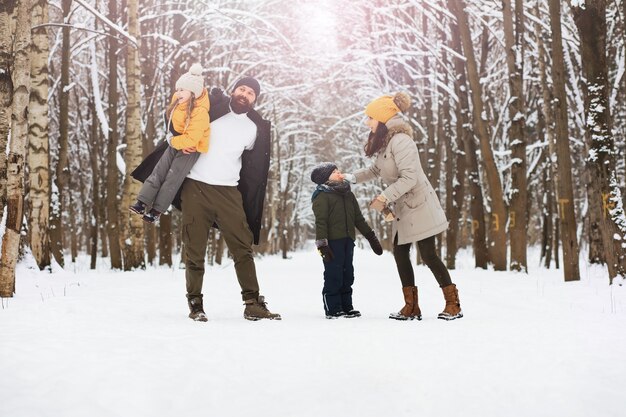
[1,245,624,417]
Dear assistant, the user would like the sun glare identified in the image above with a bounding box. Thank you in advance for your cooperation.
[298,0,338,52]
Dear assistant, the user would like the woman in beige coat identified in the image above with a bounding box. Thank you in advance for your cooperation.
[349,92,463,321]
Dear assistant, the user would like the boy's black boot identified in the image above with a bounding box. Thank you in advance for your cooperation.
[325,311,345,319]
[343,309,361,318]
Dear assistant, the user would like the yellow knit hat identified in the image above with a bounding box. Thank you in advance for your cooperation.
[365,92,411,123]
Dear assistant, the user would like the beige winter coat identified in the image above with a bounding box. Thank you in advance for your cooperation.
[354,115,448,245]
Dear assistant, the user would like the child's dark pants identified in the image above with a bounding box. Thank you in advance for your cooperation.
[322,237,356,315]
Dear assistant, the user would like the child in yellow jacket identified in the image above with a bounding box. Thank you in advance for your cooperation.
[130,63,210,223]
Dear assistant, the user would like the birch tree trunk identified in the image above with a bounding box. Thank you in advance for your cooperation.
[450,0,508,270]
[50,0,72,268]
[572,0,626,283]
[27,0,50,270]
[0,0,15,217]
[106,0,122,269]
[503,0,528,272]
[120,0,145,270]
[548,0,580,281]
[0,0,30,297]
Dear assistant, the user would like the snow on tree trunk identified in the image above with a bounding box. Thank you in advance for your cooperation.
[0,0,30,297]
[450,12,488,269]
[27,0,50,270]
[106,0,122,270]
[548,0,580,281]
[121,0,145,270]
[503,0,528,272]
[450,0,508,271]
[49,0,72,268]
[573,0,626,284]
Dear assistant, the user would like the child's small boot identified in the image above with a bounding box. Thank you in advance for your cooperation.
[129,200,147,216]
[142,208,161,224]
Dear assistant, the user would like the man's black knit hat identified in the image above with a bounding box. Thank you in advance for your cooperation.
[311,162,337,185]
[233,76,261,99]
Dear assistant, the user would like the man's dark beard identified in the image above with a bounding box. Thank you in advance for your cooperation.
[230,96,253,114]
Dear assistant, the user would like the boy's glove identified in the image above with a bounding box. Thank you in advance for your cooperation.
[318,245,334,262]
[316,239,334,262]
[364,231,383,255]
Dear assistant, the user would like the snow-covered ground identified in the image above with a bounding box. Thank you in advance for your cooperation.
[1,245,624,417]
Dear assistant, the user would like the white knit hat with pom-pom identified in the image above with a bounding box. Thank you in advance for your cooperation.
[175,63,205,97]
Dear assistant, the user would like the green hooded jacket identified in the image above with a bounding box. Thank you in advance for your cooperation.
[312,188,373,241]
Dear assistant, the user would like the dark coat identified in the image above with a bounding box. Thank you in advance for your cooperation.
[131,88,272,244]
[312,188,373,242]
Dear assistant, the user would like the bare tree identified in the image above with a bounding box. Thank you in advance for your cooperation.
[27,0,50,270]
[450,11,489,269]
[572,0,626,283]
[503,0,528,272]
[120,0,145,270]
[49,0,73,267]
[0,0,15,217]
[0,0,30,296]
[548,0,580,281]
[450,0,508,270]
[106,0,122,269]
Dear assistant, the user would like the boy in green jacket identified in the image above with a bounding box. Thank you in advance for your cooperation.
[311,162,383,319]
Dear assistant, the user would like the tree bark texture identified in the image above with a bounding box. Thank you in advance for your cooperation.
[0,0,15,217]
[27,0,50,270]
[49,0,72,268]
[572,0,626,283]
[450,0,507,270]
[106,0,122,269]
[548,0,580,281]
[0,0,30,297]
[121,0,145,270]
[503,0,528,272]
[450,13,488,269]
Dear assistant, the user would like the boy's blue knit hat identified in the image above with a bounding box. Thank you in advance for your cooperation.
[311,162,337,184]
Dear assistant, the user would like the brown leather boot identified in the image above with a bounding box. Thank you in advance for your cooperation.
[389,286,422,320]
[243,296,282,321]
[438,284,463,320]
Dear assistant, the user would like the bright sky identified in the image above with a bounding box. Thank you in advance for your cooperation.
[297,0,338,53]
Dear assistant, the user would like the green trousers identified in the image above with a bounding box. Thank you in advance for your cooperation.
[181,179,260,301]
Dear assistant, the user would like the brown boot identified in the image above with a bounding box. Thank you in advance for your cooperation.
[188,296,208,322]
[243,296,282,321]
[389,286,422,320]
[438,284,463,320]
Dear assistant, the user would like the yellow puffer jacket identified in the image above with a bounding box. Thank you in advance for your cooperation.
[169,88,210,153]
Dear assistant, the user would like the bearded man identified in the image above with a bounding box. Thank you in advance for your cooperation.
[177,77,280,322]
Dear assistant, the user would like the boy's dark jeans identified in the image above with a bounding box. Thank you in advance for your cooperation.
[322,237,355,314]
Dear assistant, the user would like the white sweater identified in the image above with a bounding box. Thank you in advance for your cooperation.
[187,110,257,186]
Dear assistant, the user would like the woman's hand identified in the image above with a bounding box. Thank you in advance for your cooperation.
[182,146,197,154]
[369,194,387,212]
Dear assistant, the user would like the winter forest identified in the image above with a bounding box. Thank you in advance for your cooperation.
[1,0,625,288]
[2,0,626,416]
